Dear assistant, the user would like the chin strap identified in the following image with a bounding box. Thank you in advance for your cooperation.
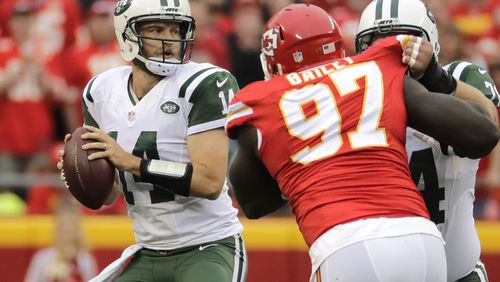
[144,59,179,76]
[135,55,180,76]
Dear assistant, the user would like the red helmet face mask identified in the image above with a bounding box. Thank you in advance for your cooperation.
[260,4,345,80]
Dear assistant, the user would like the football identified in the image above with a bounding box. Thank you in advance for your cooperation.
[62,127,115,210]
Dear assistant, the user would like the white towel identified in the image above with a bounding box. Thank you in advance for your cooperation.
[88,244,142,282]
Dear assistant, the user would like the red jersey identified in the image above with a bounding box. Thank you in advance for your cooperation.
[0,39,54,155]
[49,41,126,124]
[31,0,81,63]
[226,36,429,246]
[61,42,124,90]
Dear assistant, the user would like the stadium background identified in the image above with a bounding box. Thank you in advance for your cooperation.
[0,0,499,281]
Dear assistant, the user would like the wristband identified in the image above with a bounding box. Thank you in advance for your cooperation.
[140,159,193,197]
[418,55,457,95]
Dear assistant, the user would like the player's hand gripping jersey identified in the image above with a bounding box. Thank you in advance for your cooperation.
[82,62,243,250]
[227,36,429,246]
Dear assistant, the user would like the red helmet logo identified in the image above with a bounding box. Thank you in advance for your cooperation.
[260,4,345,78]
[262,28,279,56]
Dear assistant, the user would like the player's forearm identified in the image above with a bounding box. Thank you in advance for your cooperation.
[417,95,499,158]
[229,146,286,219]
[124,155,142,176]
[405,77,500,159]
[454,81,499,125]
[185,129,230,199]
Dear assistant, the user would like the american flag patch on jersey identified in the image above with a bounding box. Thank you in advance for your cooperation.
[322,43,336,54]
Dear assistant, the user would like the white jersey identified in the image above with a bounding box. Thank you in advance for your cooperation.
[82,62,243,250]
[406,129,480,281]
[405,60,498,281]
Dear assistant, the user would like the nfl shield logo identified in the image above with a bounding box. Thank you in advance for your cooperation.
[128,111,136,122]
[293,51,303,63]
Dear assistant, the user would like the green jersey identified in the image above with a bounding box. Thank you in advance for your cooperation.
[444,60,500,106]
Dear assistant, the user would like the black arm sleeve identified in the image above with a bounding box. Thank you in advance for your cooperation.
[229,126,286,219]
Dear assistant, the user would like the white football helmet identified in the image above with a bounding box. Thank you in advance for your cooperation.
[114,0,195,76]
[355,0,440,58]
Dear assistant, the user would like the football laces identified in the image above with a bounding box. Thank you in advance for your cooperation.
[61,169,69,189]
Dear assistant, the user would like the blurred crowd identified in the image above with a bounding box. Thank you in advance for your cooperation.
[0,0,499,219]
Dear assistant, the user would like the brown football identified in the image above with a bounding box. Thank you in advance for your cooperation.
[62,127,115,210]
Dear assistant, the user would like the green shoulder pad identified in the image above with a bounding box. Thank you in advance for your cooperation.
[82,76,99,128]
[445,61,500,106]
[188,70,240,128]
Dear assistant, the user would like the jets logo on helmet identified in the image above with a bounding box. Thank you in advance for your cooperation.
[114,0,132,16]
[262,29,279,57]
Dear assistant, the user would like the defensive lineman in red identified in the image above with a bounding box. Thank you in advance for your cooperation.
[228,37,430,246]
[227,4,499,282]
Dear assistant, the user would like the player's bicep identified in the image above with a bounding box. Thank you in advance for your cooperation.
[455,81,498,124]
[186,129,229,199]
[230,126,286,219]
[187,129,229,171]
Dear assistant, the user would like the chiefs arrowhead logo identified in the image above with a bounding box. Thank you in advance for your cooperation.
[262,28,279,57]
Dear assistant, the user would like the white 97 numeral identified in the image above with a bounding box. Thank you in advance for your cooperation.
[280,62,387,164]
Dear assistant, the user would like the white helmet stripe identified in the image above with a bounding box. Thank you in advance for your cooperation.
[382,0,392,21]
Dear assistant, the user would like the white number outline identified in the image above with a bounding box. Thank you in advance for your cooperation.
[219,89,235,115]
[485,81,500,102]
[280,84,343,164]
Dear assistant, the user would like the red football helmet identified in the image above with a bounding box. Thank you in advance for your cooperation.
[260,4,345,80]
